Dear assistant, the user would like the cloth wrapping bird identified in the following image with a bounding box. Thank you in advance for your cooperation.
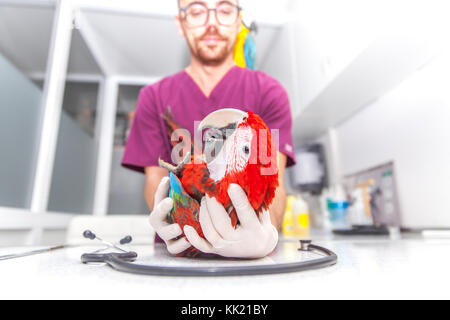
[159,109,279,257]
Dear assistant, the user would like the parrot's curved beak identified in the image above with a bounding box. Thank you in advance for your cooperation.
[198,108,247,131]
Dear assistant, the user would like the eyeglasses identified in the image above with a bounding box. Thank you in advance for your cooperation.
[179,1,241,27]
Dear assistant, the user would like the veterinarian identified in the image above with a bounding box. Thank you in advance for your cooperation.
[122,0,296,258]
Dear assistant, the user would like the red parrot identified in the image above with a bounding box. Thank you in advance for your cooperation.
[159,109,279,257]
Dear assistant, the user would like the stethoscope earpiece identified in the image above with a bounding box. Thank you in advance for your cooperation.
[82,230,132,253]
[120,236,133,245]
[83,230,96,240]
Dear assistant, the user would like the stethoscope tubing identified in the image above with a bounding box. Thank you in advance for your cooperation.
[81,243,337,277]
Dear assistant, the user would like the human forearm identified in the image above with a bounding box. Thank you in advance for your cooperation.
[269,184,286,232]
[269,152,288,232]
[144,166,169,211]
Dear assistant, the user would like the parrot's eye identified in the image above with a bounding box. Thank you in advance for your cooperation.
[243,146,250,155]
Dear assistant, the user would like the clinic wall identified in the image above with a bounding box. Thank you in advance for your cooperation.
[47,111,97,215]
[108,149,148,215]
[333,52,450,228]
[260,24,300,117]
[260,18,330,117]
[0,53,42,209]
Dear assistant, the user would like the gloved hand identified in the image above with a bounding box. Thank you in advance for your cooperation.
[183,184,279,259]
[149,177,192,255]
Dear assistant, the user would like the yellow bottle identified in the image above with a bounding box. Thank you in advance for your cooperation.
[282,196,296,237]
[292,195,310,238]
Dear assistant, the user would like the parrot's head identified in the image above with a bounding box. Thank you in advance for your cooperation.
[198,109,279,211]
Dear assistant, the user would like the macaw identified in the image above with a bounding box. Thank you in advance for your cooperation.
[159,109,279,257]
[233,22,257,70]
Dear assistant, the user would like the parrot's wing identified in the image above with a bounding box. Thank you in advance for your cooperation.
[168,172,204,258]
[169,172,183,195]
[244,33,256,70]
[168,172,201,228]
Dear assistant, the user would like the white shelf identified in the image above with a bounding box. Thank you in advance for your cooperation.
[0,207,74,230]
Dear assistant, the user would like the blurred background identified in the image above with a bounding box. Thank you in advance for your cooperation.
[0,0,449,246]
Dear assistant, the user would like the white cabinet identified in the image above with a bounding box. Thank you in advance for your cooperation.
[283,0,443,145]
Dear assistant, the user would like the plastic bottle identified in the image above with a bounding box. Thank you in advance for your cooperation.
[282,195,296,237]
[292,195,310,237]
[320,188,333,231]
[327,184,349,229]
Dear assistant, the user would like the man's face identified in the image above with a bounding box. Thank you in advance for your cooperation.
[177,0,241,66]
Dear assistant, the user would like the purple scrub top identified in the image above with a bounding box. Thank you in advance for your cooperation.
[122,65,296,173]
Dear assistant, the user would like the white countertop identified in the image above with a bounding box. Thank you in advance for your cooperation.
[1,233,449,299]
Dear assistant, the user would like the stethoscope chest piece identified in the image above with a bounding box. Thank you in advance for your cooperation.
[81,251,138,264]
[81,230,137,264]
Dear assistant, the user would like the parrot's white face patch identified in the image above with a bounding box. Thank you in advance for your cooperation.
[206,126,253,182]
[225,126,253,175]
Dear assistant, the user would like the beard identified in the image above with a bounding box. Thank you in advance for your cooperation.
[188,28,235,66]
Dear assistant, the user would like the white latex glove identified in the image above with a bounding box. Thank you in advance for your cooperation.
[149,177,192,255]
[183,184,279,259]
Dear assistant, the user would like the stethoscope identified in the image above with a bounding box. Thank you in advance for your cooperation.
[80,230,138,264]
[0,229,337,275]
[81,230,338,276]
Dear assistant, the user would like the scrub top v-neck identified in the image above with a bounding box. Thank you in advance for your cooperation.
[183,65,239,102]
